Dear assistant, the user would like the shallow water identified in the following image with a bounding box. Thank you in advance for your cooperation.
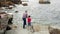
[0,0,60,34]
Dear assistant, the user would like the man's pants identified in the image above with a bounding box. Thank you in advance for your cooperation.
[23,18,26,28]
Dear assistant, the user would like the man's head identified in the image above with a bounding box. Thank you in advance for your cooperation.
[25,10,27,13]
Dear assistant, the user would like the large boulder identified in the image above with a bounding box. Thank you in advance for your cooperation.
[48,26,60,34]
[0,12,13,34]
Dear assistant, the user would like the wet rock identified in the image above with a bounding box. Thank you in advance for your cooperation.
[39,1,50,4]
[0,0,22,7]
[39,0,50,4]
[0,1,14,7]
[8,7,12,9]
[50,29,60,34]
[10,0,22,4]
[22,3,28,6]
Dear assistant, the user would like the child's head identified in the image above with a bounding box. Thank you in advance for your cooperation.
[28,15,31,17]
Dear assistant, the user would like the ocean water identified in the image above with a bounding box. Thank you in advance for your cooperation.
[0,0,60,34]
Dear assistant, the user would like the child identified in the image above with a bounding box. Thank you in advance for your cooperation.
[27,15,32,30]
[27,15,31,26]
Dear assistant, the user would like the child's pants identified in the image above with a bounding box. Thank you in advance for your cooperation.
[28,23,31,26]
